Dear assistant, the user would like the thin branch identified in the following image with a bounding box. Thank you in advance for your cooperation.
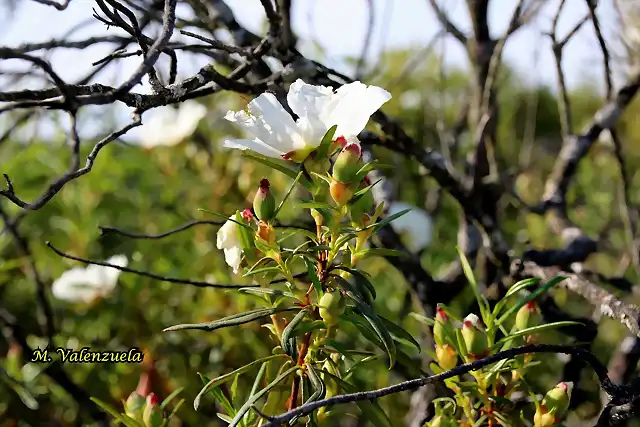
[45,241,258,289]
[263,344,616,426]
[426,0,467,44]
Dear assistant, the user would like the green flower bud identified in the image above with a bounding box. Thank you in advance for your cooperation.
[461,313,488,359]
[124,391,146,423]
[329,178,354,206]
[142,393,164,427]
[515,300,542,331]
[332,140,362,184]
[535,381,573,426]
[318,290,345,327]
[253,178,276,222]
[433,304,454,347]
[435,344,457,371]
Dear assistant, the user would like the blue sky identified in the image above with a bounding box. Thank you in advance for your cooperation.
[0,1,622,141]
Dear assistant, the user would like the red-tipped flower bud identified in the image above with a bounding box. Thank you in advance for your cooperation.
[142,393,163,427]
[433,304,454,347]
[515,300,542,331]
[253,178,276,222]
[332,140,362,184]
[125,391,146,423]
[461,313,489,360]
[241,208,254,222]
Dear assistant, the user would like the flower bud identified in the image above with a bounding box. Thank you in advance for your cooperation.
[142,393,163,427]
[253,178,276,222]
[435,344,457,371]
[534,382,573,427]
[318,290,345,327]
[515,300,542,331]
[330,178,354,206]
[125,392,146,423]
[241,208,254,222]
[332,141,362,184]
[433,304,454,347]
[256,221,276,247]
[461,313,489,360]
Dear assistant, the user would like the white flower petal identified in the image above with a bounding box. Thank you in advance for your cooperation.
[216,216,244,273]
[224,247,243,274]
[322,81,391,137]
[223,138,284,158]
[296,115,329,148]
[139,102,206,148]
[388,201,433,253]
[224,110,275,146]
[287,79,334,119]
[174,101,207,137]
[52,268,102,303]
[248,93,306,151]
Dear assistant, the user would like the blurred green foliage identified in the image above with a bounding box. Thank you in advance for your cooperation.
[1,48,640,426]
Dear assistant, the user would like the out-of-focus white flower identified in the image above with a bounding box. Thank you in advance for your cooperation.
[387,201,433,254]
[223,79,391,161]
[216,214,248,274]
[139,101,207,148]
[52,255,128,303]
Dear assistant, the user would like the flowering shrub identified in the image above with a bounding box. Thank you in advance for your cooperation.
[93,81,577,427]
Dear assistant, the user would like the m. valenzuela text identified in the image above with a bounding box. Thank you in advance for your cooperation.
[30,347,144,363]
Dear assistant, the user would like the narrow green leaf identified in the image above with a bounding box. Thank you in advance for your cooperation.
[238,288,297,300]
[496,276,566,326]
[304,258,323,299]
[242,361,269,426]
[310,172,332,185]
[362,209,411,232]
[332,266,376,300]
[274,170,305,220]
[378,315,421,351]
[164,308,298,332]
[296,201,337,211]
[491,278,541,318]
[160,387,184,409]
[90,398,140,427]
[244,152,311,188]
[350,178,382,203]
[198,209,253,230]
[194,354,286,410]
[353,248,406,259]
[228,366,299,427]
[242,266,283,277]
[409,312,435,326]
[494,321,583,350]
[162,398,185,427]
[456,247,490,324]
[346,292,396,368]
[210,387,236,417]
[315,125,338,158]
[281,309,309,357]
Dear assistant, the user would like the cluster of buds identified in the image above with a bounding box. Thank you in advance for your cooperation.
[432,304,458,371]
[125,392,164,427]
[329,137,363,207]
[534,382,573,427]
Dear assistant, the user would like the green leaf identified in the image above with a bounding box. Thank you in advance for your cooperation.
[163,308,298,332]
[492,278,541,318]
[238,287,298,300]
[316,125,338,159]
[90,398,140,427]
[281,309,309,357]
[378,315,421,351]
[333,266,376,300]
[345,293,396,368]
[210,386,236,417]
[354,161,394,183]
[304,257,323,299]
[244,152,311,188]
[296,201,337,211]
[162,398,185,427]
[242,266,283,277]
[495,275,566,327]
[160,387,184,409]
[273,170,305,220]
[242,361,269,426]
[409,312,435,326]
[353,248,406,260]
[194,354,287,410]
[310,172,332,185]
[456,247,490,325]
[228,366,299,427]
[493,321,583,350]
[359,208,410,232]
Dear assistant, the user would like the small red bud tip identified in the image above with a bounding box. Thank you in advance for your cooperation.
[147,393,160,406]
[344,142,361,156]
[363,175,371,186]
[281,151,294,160]
[526,300,537,311]
[558,382,568,391]
[334,136,347,148]
[259,178,270,189]
[241,208,254,221]
[436,306,448,320]
[463,320,473,328]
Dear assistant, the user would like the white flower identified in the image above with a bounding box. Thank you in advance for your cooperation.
[388,201,433,254]
[223,79,391,160]
[139,101,207,148]
[216,216,244,274]
[52,255,128,303]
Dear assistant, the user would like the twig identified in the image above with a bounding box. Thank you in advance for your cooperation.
[45,241,257,289]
